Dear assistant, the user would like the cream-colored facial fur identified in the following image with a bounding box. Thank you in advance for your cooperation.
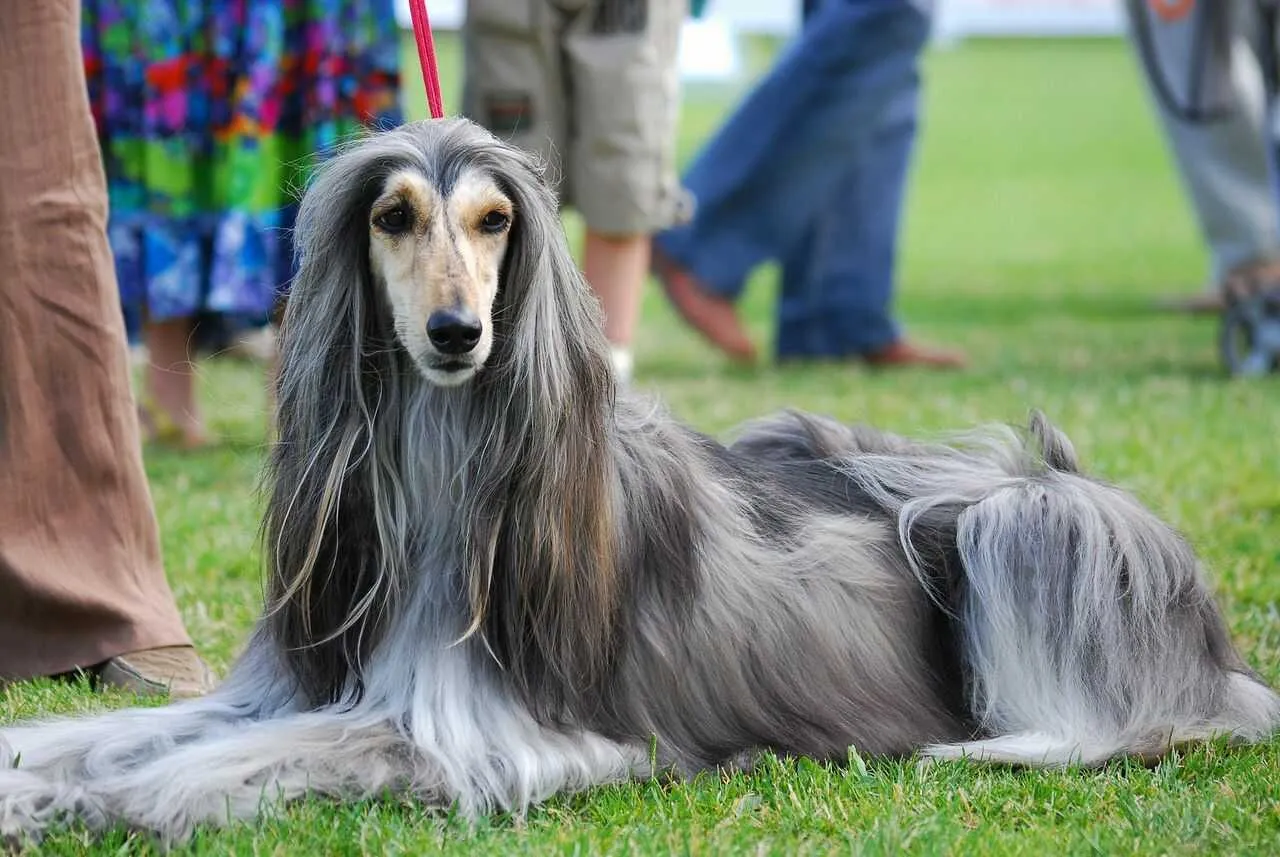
[368,167,513,386]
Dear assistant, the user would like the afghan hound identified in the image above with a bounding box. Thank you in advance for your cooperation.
[2,119,1276,843]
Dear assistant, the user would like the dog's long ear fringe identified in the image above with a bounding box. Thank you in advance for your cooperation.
[263,132,422,708]
[462,140,621,720]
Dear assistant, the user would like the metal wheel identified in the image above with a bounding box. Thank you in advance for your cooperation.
[1220,291,1280,377]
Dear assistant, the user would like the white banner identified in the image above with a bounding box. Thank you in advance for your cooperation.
[395,0,463,30]
[395,0,1126,38]
[935,0,1124,42]
[394,0,1127,81]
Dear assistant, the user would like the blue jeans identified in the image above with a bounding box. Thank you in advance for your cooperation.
[655,0,931,358]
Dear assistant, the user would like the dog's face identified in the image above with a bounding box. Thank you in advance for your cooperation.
[368,166,514,386]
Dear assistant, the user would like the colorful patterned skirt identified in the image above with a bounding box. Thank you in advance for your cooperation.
[82,0,402,332]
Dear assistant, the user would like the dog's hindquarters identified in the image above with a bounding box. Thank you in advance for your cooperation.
[762,410,1280,766]
[924,471,1279,765]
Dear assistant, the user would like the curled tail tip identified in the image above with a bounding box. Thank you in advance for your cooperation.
[1226,672,1280,738]
[1026,410,1080,474]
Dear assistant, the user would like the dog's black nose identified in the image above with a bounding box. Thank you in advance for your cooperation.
[426,308,483,355]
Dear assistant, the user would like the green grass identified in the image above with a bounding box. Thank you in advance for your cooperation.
[9,34,1280,855]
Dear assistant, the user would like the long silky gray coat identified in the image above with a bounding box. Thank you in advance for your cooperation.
[1,120,1275,844]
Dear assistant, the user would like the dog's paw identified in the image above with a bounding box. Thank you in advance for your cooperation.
[0,770,106,844]
[0,771,54,845]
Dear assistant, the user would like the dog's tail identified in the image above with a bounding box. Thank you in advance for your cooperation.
[841,411,1280,766]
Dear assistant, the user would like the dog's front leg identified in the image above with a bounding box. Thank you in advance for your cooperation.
[2,707,436,845]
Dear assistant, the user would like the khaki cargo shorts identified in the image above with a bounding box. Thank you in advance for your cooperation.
[463,0,688,235]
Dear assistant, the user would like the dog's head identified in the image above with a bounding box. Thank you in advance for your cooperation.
[366,162,513,386]
[285,118,606,391]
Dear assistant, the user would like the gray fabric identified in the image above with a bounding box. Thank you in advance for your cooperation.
[1125,0,1280,283]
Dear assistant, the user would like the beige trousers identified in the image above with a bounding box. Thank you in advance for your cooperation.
[0,1,191,679]
[463,0,687,235]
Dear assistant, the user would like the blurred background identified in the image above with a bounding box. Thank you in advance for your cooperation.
[390,0,1211,387]
[393,0,1126,45]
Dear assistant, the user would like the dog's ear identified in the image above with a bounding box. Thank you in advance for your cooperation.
[263,143,409,708]
[462,143,621,718]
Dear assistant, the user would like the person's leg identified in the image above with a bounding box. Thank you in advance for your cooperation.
[1124,0,1280,301]
[0,0,210,694]
[564,0,687,379]
[772,15,962,368]
[581,233,651,379]
[774,9,913,359]
[468,0,648,374]
[143,316,209,448]
[658,0,933,291]
[776,170,899,360]
[776,108,965,366]
[653,0,937,361]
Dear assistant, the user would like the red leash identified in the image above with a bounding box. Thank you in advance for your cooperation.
[407,0,445,119]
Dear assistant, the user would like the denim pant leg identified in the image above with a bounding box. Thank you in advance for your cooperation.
[775,55,921,358]
[654,0,933,300]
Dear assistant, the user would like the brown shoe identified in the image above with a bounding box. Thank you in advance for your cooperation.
[1152,292,1225,314]
[96,646,217,700]
[651,247,758,363]
[862,340,968,370]
[1154,258,1280,314]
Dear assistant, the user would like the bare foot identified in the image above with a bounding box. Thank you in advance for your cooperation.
[143,318,211,449]
[137,399,213,450]
[651,246,758,363]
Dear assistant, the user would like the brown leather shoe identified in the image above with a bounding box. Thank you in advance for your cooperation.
[1152,292,1225,314]
[651,247,758,363]
[1154,258,1280,314]
[862,340,968,370]
[96,645,216,700]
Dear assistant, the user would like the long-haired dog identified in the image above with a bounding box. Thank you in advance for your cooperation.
[2,120,1276,842]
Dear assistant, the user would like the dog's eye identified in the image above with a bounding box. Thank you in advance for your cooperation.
[480,210,510,234]
[374,206,411,234]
